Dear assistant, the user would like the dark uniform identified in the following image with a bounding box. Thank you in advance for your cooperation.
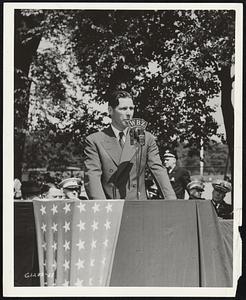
[59,177,88,200]
[211,179,232,219]
[168,166,191,199]
[212,200,233,219]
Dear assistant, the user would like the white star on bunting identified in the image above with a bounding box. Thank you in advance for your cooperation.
[63,259,70,270]
[52,242,57,251]
[51,204,58,215]
[63,240,70,251]
[91,239,97,249]
[41,223,47,232]
[91,220,99,231]
[75,258,85,270]
[63,221,70,232]
[40,205,46,215]
[102,257,106,265]
[90,258,95,267]
[51,222,58,232]
[77,202,86,212]
[103,239,109,247]
[52,260,57,270]
[42,242,47,250]
[104,220,111,230]
[105,202,113,213]
[92,202,100,213]
[75,278,83,286]
[77,220,85,231]
[76,240,85,250]
[63,203,71,214]
[63,279,69,286]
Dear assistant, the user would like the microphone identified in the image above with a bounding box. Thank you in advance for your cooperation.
[128,118,147,146]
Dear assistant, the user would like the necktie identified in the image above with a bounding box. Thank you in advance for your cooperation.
[119,131,124,148]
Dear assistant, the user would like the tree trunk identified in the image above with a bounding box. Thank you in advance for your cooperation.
[219,66,234,169]
[218,65,234,205]
[14,10,43,179]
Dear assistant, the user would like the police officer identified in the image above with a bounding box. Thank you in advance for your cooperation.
[163,150,191,199]
[187,180,205,200]
[211,179,232,219]
[59,178,88,200]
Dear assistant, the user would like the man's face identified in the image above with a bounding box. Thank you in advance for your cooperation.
[163,157,176,169]
[190,188,203,199]
[63,188,79,199]
[47,188,64,199]
[212,189,225,203]
[109,97,134,131]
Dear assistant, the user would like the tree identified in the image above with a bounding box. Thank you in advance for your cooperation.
[14,9,44,178]
[72,10,234,160]
[14,9,101,176]
[14,9,235,179]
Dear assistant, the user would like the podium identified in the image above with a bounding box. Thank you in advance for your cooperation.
[14,199,233,287]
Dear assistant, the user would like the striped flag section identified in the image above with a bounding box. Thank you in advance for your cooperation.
[33,199,124,286]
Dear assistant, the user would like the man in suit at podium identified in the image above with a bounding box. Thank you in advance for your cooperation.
[163,149,191,199]
[84,90,176,201]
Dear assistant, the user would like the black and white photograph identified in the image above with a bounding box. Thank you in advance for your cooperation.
[3,2,243,297]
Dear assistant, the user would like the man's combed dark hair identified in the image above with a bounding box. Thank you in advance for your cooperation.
[108,90,133,108]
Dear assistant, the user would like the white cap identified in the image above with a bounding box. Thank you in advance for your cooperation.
[187,180,205,191]
[212,179,231,193]
[58,177,82,189]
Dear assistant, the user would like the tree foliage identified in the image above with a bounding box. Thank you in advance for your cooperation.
[72,10,234,156]
[14,9,235,176]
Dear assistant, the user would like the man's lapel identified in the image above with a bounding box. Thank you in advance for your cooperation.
[101,126,122,166]
[170,166,177,176]
[119,131,138,164]
[113,132,138,184]
[101,126,138,167]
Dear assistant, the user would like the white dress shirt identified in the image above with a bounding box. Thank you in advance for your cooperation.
[111,125,128,145]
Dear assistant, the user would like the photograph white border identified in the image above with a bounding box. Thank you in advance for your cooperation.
[3,2,243,297]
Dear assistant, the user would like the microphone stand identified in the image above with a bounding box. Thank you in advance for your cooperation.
[129,122,147,200]
[135,128,145,200]
[136,143,143,200]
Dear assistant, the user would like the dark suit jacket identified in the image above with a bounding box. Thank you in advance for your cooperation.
[168,166,191,199]
[84,126,177,200]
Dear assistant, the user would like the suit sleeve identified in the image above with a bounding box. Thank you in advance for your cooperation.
[84,135,107,200]
[146,134,177,200]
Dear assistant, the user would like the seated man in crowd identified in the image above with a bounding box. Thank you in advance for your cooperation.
[211,179,232,219]
[163,149,191,199]
[187,180,205,200]
[59,178,88,200]
[14,178,22,199]
[41,184,64,200]
[21,181,42,200]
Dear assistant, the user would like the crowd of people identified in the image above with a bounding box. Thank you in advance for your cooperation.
[14,177,88,201]
[14,90,233,220]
